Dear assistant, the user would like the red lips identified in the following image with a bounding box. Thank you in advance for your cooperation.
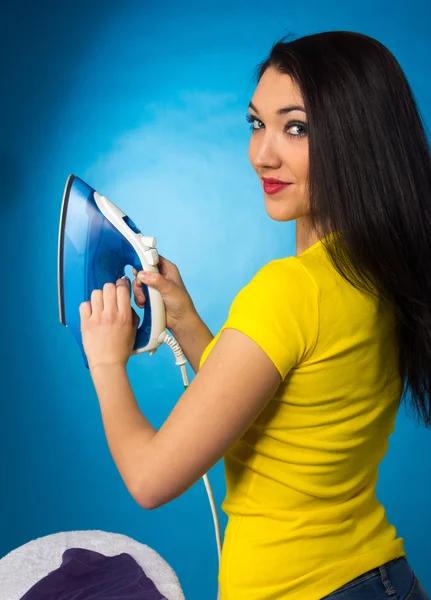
[262,177,290,184]
[262,177,292,195]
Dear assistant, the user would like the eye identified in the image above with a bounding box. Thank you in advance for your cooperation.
[286,121,308,138]
[245,113,263,132]
[246,113,308,138]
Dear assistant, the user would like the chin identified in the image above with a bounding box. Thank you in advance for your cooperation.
[264,194,308,222]
[264,203,299,222]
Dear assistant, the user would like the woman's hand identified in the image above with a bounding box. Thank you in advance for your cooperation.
[132,255,197,334]
[79,277,140,371]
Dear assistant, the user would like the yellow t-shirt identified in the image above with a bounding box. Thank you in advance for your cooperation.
[199,236,405,600]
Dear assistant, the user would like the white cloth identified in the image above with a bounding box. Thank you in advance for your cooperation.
[0,530,185,600]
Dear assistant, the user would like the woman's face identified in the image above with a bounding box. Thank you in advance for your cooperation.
[248,67,309,222]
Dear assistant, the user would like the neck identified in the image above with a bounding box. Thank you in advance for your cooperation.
[296,217,320,256]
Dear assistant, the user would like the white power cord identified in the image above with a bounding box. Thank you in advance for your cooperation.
[163,334,222,600]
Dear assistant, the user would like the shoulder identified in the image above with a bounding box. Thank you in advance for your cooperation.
[224,257,320,372]
[245,256,319,299]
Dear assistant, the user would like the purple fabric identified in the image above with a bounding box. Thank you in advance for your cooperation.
[20,548,168,600]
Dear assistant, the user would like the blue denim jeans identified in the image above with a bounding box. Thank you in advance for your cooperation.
[322,557,429,600]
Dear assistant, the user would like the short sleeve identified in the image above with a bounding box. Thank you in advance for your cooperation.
[199,258,320,379]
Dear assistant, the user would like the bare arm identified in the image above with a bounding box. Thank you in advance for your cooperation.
[89,327,281,509]
[170,312,214,373]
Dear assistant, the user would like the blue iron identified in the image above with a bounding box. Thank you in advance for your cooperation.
[57,176,222,592]
[57,174,166,368]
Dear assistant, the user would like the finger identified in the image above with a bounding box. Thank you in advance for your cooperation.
[137,270,173,296]
[91,289,104,314]
[79,301,92,320]
[116,277,132,315]
[132,278,146,306]
[103,282,118,312]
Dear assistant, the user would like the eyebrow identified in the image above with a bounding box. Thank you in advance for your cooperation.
[248,101,306,115]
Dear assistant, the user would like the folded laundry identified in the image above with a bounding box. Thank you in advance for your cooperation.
[20,547,168,600]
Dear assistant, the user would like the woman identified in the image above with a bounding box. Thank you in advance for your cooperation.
[79,31,430,600]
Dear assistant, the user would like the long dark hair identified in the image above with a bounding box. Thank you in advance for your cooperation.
[255,31,431,427]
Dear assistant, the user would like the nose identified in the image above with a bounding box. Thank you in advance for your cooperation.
[250,132,282,170]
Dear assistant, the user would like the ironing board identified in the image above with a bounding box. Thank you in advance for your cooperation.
[0,530,185,600]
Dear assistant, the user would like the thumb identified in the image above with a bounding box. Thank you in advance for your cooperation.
[138,271,174,296]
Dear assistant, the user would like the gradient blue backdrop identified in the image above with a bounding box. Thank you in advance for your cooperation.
[1,1,430,598]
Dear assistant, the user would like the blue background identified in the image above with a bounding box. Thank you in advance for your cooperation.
[1,1,430,598]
